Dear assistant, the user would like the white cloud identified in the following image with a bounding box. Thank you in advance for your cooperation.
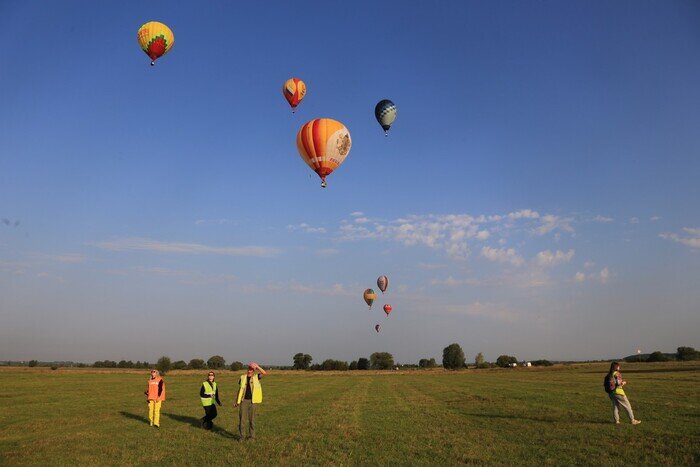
[287,223,327,234]
[508,209,540,220]
[481,246,524,266]
[536,249,575,267]
[660,228,700,250]
[476,230,490,240]
[574,267,612,284]
[315,248,339,257]
[31,253,87,264]
[535,215,574,236]
[629,217,640,224]
[354,217,371,224]
[350,212,364,217]
[584,261,595,269]
[94,238,279,257]
[592,215,614,223]
[650,216,661,221]
[195,218,233,226]
[447,302,518,323]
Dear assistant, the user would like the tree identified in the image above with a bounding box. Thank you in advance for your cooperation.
[28,360,38,367]
[370,352,394,370]
[293,353,313,370]
[321,359,348,371]
[349,360,358,370]
[677,347,700,361]
[207,355,226,369]
[189,358,205,370]
[531,359,553,367]
[476,353,490,369]
[156,356,171,375]
[646,351,669,362]
[496,355,518,368]
[357,358,370,370]
[419,358,437,368]
[230,361,244,371]
[442,343,466,370]
[171,360,187,370]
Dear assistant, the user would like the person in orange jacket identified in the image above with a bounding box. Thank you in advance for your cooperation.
[144,369,166,427]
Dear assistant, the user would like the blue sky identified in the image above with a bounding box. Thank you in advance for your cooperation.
[1,1,698,364]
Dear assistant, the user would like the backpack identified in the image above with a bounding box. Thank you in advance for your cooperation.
[604,373,616,393]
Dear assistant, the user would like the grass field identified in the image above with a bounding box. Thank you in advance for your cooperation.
[0,362,698,465]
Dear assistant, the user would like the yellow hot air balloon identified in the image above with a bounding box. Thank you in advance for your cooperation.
[137,21,175,66]
[283,78,306,113]
[296,118,352,188]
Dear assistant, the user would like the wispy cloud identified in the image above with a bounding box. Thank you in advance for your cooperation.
[481,246,524,266]
[591,215,614,223]
[335,209,576,260]
[573,267,612,284]
[108,266,237,286]
[32,253,87,264]
[629,217,640,224]
[287,223,327,234]
[315,248,339,257]
[446,302,519,323]
[660,228,700,250]
[650,216,661,222]
[94,238,279,257]
[195,218,234,226]
[350,211,364,217]
[536,249,575,267]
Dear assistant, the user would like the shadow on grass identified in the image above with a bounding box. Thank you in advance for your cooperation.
[119,411,149,425]
[466,412,610,425]
[162,412,238,438]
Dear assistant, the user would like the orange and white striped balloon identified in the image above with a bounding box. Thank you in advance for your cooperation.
[296,118,351,188]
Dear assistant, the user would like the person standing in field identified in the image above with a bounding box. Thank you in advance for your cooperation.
[234,362,267,440]
[200,371,222,430]
[144,369,165,427]
[604,362,641,425]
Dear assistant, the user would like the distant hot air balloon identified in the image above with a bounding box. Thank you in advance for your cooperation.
[383,304,392,317]
[377,275,389,294]
[374,99,397,136]
[364,289,377,309]
[375,324,381,333]
[283,78,306,113]
[296,118,352,188]
[137,21,175,66]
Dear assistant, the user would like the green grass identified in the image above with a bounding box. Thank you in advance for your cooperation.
[0,362,698,465]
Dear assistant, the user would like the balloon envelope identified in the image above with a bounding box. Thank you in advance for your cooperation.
[383,304,392,316]
[363,289,377,308]
[137,21,174,65]
[296,118,352,187]
[283,78,306,112]
[377,275,389,293]
[375,324,381,333]
[374,99,397,135]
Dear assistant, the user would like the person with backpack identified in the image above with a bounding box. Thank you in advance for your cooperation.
[200,371,222,430]
[604,362,641,425]
[144,369,166,427]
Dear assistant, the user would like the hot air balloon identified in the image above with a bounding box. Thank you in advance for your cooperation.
[296,118,352,188]
[383,304,392,317]
[375,324,381,333]
[137,21,175,66]
[374,99,397,136]
[283,78,306,113]
[363,289,377,309]
[377,275,389,294]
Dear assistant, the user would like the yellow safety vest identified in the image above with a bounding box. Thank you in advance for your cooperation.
[236,374,262,404]
[201,381,217,406]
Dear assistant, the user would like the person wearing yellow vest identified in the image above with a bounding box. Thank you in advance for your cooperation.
[200,371,222,430]
[606,362,641,425]
[144,369,166,427]
[233,362,267,440]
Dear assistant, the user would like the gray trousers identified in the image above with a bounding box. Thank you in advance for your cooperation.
[239,400,256,439]
[609,393,635,422]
